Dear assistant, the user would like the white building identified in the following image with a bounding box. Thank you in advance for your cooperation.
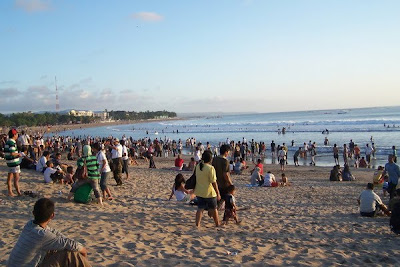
[69,110,94,117]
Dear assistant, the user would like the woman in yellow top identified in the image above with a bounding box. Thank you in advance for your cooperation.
[194,150,221,227]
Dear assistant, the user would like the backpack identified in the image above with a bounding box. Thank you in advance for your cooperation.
[390,202,400,234]
[74,183,93,204]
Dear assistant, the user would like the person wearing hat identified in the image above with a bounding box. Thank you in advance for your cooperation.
[5,129,22,196]
[109,138,123,186]
[67,145,103,206]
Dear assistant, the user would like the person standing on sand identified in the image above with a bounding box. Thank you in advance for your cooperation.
[195,151,221,227]
[333,144,339,165]
[110,138,123,186]
[7,198,91,267]
[5,129,22,197]
[384,155,400,200]
[212,144,233,206]
[343,144,349,165]
[93,143,114,201]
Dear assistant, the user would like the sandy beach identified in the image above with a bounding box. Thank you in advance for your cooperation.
[1,155,399,266]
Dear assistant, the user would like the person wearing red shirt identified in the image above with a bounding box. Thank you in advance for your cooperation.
[175,154,184,170]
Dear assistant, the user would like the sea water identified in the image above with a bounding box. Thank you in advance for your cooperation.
[55,106,400,168]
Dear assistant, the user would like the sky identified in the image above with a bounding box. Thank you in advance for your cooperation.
[1,0,399,114]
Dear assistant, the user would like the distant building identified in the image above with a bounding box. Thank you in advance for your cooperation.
[155,115,169,119]
[94,110,109,121]
[69,110,94,117]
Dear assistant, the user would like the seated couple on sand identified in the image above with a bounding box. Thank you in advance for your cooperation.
[330,164,355,181]
[250,169,289,187]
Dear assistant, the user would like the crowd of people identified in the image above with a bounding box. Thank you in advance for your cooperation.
[2,127,400,266]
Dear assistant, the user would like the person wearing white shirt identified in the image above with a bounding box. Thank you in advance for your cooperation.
[43,161,63,183]
[365,144,374,165]
[94,143,113,200]
[120,140,129,180]
[17,131,30,151]
[358,183,390,217]
[36,151,50,172]
[109,138,123,185]
[263,172,277,187]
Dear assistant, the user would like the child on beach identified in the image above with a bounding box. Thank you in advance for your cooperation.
[168,173,194,202]
[222,185,240,225]
[63,166,75,184]
[43,161,64,184]
[373,166,385,187]
[280,173,290,186]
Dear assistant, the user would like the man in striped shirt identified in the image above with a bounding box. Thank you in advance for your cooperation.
[5,129,22,196]
[7,198,91,267]
[67,145,103,206]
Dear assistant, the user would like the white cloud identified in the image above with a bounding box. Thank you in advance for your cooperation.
[131,12,164,22]
[15,0,51,12]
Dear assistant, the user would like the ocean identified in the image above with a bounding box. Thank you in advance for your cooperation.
[54,106,400,168]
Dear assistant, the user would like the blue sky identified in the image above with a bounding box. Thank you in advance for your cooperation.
[1,0,399,114]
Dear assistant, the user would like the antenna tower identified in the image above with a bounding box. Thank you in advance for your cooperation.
[55,76,60,112]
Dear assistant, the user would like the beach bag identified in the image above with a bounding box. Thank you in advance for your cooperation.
[73,159,88,180]
[185,168,197,190]
[74,183,93,204]
[390,202,400,234]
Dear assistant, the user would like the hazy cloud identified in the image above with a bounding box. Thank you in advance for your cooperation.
[131,12,164,22]
[15,0,52,13]
[0,80,18,85]
[0,88,21,96]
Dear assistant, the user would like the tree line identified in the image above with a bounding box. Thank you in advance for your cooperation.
[0,110,177,127]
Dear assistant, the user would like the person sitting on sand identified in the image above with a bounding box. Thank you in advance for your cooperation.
[7,198,91,267]
[168,173,195,201]
[67,145,103,206]
[43,161,64,184]
[222,185,241,225]
[372,166,385,187]
[36,151,50,172]
[233,158,243,175]
[342,164,355,181]
[357,183,390,217]
[280,173,290,186]
[359,157,368,168]
[229,160,234,174]
[63,166,75,185]
[263,171,278,187]
[20,146,36,170]
[250,166,262,186]
[174,154,184,171]
[187,157,196,171]
[389,189,400,211]
[329,165,342,181]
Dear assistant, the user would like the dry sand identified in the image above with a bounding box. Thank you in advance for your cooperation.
[1,155,399,266]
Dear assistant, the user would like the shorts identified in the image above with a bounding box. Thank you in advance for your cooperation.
[334,154,339,159]
[279,159,285,165]
[197,196,217,210]
[9,165,21,174]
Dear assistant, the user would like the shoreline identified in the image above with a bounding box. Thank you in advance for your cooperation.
[10,117,183,135]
